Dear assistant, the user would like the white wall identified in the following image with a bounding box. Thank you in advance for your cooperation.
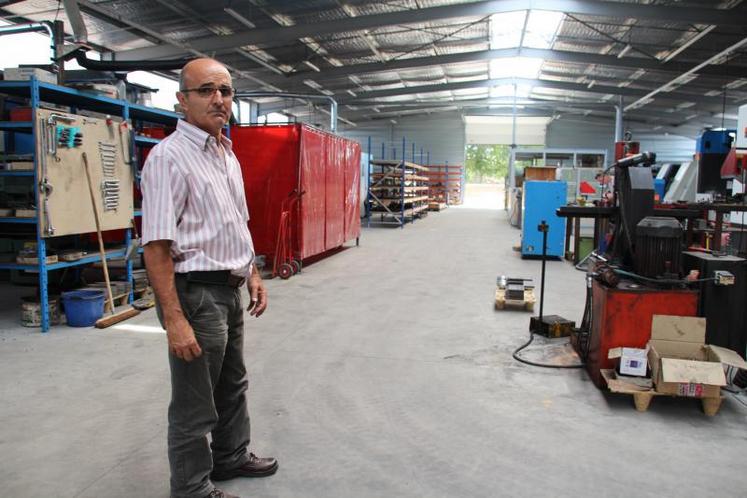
[339,112,466,166]
[546,116,697,164]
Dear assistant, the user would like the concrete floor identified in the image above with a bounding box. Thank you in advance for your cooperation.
[1,207,746,498]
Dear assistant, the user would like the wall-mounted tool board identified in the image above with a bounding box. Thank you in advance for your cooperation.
[35,108,133,238]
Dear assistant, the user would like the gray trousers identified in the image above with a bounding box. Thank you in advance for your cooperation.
[158,277,251,498]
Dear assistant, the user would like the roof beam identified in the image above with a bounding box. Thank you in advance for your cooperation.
[112,0,747,61]
[337,76,736,107]
[235,46,747,90]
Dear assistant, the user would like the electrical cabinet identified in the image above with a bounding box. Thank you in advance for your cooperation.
[521,180,566,258]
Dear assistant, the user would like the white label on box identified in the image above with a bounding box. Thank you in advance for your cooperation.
[619,348,648,376]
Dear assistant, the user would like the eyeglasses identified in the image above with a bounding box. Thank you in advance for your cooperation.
[180,85,235,98]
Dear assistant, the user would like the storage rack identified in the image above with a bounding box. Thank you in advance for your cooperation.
[366,137,430,228]
[0,77,178,332]
[425,162,465,207]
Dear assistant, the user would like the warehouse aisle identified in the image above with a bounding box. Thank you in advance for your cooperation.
[1,208,746,498]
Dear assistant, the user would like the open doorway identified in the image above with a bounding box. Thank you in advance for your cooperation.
[462,116,551,209]
[462,144,509,209]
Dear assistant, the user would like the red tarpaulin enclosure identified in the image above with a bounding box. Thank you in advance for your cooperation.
[230,124,361,263]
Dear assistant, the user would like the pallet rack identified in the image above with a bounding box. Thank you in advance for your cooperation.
[0,77,178,332]
[425,162,464,208]
[366,137,430,228]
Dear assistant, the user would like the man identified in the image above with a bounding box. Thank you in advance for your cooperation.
[141,58,278,498]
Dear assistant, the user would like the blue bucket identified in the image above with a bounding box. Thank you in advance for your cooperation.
[62,290,105,327]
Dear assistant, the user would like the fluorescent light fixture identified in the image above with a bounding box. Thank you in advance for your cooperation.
[303,79,323,90]
[489,11,527,49]
[725,78,747,90]
[303,60,321,72]
[489,57,543,79]
[587,80,596,89]
[523,10,565,49]
[676,101,695,109]
[346,89,357,97]
[617,44,632,58]
[224,7,256,28]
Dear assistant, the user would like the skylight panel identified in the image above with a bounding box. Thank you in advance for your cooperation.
[489,57,543,79]
[489,11,527,49]
[489,84,533,99]
[523,10,565,49]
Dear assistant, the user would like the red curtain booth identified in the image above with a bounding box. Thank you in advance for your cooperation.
[230,124,361,262]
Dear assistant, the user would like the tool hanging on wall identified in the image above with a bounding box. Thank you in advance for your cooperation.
[98,141,117,178]
[101,179,120,212]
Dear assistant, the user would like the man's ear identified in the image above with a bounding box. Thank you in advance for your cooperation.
[176,91,188,112]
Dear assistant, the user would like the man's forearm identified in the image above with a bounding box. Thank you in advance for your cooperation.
[143,241,185,325]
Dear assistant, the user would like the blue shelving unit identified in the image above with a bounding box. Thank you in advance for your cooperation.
[0,77,178,331]
[366,136,430,228]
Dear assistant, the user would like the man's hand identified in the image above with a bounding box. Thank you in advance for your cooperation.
[144,240,202,362]
[166,315,203,361]
[247,270,268,317]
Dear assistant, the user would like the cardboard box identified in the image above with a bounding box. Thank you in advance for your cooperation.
[4,67,56,85]
[609,347,648,376]
[524,166,557,181]
[648,315,747,398]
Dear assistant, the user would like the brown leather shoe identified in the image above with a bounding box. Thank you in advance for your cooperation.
[205,488,240,498]
[211,453,279,481]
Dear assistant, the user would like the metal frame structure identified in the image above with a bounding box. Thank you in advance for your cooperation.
[0,77,178,332]
[2,1,745,136]
[366,136,431,229]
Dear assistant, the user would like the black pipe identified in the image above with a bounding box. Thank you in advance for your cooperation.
[538,220,549,326]
[75,52,192,72]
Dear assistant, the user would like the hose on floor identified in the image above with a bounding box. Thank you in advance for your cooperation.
[512,331,585,369]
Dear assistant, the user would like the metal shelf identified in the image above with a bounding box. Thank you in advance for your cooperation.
[0,216,37,223]
[0,121,33,131]
[134,135,161,146]
[0,249,127,271]
[0,171,34,177]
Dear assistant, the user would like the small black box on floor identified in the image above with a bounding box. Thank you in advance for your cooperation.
[530,315,575,338]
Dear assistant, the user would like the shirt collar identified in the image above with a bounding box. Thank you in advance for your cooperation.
[177,119,233,151]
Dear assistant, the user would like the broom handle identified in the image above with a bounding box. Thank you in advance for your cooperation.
[82,152,116,315]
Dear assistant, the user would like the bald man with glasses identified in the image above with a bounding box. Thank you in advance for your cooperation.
[141,58,277,498]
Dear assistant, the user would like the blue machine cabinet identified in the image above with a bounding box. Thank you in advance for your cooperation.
[521,181,567,258]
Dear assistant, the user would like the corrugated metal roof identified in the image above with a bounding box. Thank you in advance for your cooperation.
[0,0,744,131]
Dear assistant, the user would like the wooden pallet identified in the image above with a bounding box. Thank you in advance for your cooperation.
[601,369,723,415]
[494,287,535,311]
[428,202,447,211]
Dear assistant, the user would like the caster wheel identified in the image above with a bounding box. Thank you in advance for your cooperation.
[278,263,293,279]
[291,259,302,274]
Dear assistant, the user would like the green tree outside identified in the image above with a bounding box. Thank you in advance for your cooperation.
[465,144,510,183]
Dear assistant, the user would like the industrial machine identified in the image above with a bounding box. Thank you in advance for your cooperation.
[559,148,702,386]
[683,251,746,358]
[521,180,566,258]
[494,276,535,311]
[696,129,735,196]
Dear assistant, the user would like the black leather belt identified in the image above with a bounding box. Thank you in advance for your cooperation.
[177,270,245,288]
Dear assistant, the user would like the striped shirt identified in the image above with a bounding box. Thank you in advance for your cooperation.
[141,119,255,278]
